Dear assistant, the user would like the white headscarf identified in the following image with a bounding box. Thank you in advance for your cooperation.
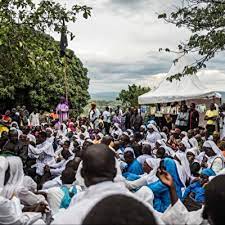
[175,152,191,183]
[147,124,159,132]
[186,147,198,157]
[0,156,9,194]
[203,140,222,156]
[146,158,160,170]
[145,158,160,184]
[160,132,168,142]
[124,147,135,157]
[2,157,24,199]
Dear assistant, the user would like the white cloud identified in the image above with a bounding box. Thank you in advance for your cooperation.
[51,0,224,94]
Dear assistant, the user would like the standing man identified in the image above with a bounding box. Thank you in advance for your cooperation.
[130,108,143,132]
[189,103,199,130]
[56,96,69,123]
[205,103,219,135]
[124,107,132,130]
[103,107,111,135]
[89,102,100,130]
[29,109,40,127]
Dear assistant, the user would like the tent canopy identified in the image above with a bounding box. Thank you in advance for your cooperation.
[138,54,220,105]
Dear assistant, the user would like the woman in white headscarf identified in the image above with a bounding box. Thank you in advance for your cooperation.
[146,124,161,147]
[175,151,191,186]
[124,158,160,191]
[202,140,224,174]
[180,131,191,149]
[111,123,123,140]
[10,122,22,138]
[2,156,46,206]
[0,156,44,225]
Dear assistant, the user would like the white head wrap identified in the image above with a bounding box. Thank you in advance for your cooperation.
[186,147,198,157]
[0,157,8,194]
[147,124,159,132]
[2,157,24,199]
[146,158,160,170]
[124,147,135,157]
[203,140,222,155]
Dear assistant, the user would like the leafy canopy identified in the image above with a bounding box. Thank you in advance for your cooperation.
[0,0,92,115]
[158,0,225,80]
[117,84,151,107]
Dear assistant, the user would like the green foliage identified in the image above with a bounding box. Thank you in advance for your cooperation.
[0,0,91,115]
[158,0,225,80]
[117,84,151,107]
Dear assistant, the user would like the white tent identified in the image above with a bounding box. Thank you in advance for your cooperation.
[138,54,220,105]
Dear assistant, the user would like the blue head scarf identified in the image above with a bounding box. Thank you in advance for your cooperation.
[201,168,216,177]
[162,158,184,187]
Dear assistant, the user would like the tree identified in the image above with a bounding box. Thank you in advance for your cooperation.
[0,0,91,114]
[158,0,225,80]
[117,84,151,107]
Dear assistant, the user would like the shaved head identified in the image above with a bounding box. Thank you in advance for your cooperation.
[81,144,116,187]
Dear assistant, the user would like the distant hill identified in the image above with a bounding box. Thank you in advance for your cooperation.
[90,92,118,101]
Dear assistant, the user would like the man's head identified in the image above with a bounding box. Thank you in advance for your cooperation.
[210,103,216,111]
[36,131,47,144]
[61,168,76,185]
[63,141,71,151]
[81,144,116,187]
[203,175,225,225]
[101,135,113,146]
[119,134,130,147]
[91,102,96,110]
[190,103,196,110]
[178,142,186,152]
[142,144,152,155]
[9,129,18,143]
[19,134,28,143]
[181,104,188,112]
[61,149,72,160]
[82,194,157,225]
[156,147,166,159]
[105,106,109,112]
[60,96,66,103]
[187,130,194,139]
[124,150,134,165]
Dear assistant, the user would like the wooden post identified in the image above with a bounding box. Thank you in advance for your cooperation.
[63,55,68,101]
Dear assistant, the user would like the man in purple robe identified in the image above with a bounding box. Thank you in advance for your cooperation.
[56,97,69,123]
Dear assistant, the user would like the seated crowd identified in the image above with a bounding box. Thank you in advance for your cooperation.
[0,103,225,225]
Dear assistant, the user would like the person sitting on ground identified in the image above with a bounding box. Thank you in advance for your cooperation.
[45,149,73,178]
[182,168,216,211]
[123,147,144,180]
[44,168,82,215]
[158,169,225,225]
[137,143,152,166]
[52,144,162,225]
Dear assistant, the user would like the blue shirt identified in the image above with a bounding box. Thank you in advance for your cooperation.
[182,181,205,203]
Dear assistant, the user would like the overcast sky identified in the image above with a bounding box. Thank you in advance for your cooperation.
[56,0,225,94]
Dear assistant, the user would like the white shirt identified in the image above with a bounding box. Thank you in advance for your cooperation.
[46,185,82,215]
[161,199,206,225]
[0,196,43,225]
[27,133,36,144]
[29,113,40,127]
[102,111,111,123]
[52,181,164,225]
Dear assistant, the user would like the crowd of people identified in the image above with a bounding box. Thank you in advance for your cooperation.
[1,100,225,225]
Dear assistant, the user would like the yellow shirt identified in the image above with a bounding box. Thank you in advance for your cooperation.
[205,110,218,125]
